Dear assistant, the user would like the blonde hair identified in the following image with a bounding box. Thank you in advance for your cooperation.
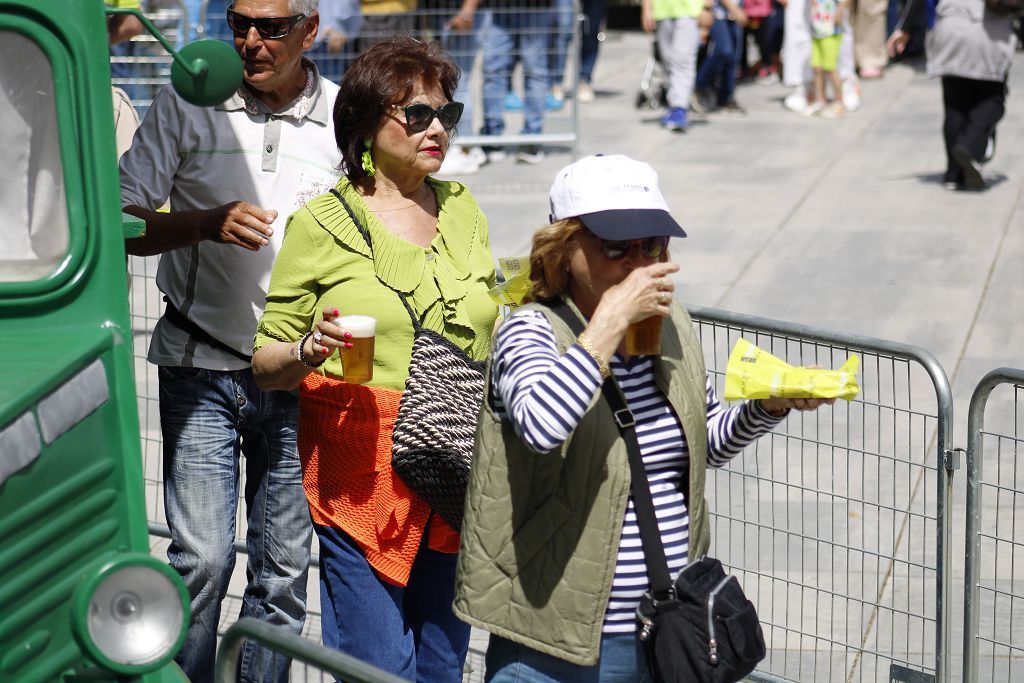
[529,218,583,302]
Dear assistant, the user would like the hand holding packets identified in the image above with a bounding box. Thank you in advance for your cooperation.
[724,338,860,402]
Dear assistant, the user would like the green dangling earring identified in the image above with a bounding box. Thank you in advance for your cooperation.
[361,139,376,177]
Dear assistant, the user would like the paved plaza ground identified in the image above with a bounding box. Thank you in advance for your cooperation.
[142,29,1024,681]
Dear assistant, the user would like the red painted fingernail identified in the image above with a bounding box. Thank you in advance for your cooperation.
[321,347,329,355]
[346,342,353,349]
[344,332,352,339]
[332,309,340,317]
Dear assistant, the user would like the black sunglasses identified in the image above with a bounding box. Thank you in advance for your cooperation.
[586,232,670,261]
[226,7,306,39]
[392,102,464,133]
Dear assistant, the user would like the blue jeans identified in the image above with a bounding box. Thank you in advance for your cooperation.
[548,0,574,88]
[695,18,739,105]
[160,366,311,683]
[485,633,652,682]
[481,8,552,136]
[548,0,607,87]
[317,524,471,681]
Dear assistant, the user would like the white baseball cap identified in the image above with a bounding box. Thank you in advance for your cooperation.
[548,154,686,240]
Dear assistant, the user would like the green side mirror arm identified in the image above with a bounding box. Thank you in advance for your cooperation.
[105,7,206,79]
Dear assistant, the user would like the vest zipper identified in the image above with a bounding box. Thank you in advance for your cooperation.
[707,575,733,665]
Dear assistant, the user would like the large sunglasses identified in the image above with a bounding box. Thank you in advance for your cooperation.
[586,232,671,261]
[226,7,306,39]
[392,102,464,133]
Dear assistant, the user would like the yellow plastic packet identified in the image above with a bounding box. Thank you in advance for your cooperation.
[723,338,860,401]
[488,256,532,309]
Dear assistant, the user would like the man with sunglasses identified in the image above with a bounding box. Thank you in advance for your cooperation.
[119,2,340,681]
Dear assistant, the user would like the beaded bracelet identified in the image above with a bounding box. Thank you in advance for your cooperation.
[296,331,326,368]
[577,333,611,379]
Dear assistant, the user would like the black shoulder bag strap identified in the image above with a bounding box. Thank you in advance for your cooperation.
[548,299,674,598]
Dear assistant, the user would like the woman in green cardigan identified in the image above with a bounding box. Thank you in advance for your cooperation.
[251,37,497,681]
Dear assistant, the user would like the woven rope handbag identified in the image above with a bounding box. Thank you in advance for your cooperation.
[331,189,485,531]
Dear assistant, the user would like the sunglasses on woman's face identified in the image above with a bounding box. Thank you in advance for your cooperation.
[393,102,464,133]
[226,7,306,40]
[588,233,671,261]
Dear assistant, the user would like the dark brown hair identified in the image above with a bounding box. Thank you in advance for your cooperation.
[333,37,460,182]
[529,218,583,302]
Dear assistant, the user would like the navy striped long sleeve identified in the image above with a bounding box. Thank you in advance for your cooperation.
[490,310,783,632]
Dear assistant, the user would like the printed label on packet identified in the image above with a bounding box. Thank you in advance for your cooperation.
[723,338,860,402]
[488,256,531,308]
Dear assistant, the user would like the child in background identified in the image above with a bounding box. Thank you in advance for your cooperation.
[642,0,705,131]
[805,0,848,118]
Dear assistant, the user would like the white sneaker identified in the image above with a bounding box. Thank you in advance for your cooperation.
[468,146,488,166]
[515,145,545,165]
[801,101,825,117]
[842,77,861,112]
[577,82,595,103]
[437,146,480,176]
[784,86,808,113]
[484,147,507,164]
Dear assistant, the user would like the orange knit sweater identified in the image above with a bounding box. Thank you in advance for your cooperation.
[298,373,459,586]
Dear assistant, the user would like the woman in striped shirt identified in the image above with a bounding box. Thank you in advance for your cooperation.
[454,154,832,682]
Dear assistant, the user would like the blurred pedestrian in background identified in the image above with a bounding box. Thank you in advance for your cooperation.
[889,0,1018,190]
[642,0,704,130]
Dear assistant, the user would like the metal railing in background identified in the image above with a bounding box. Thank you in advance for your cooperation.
[964,369,1024,682]
[116,0,582,156]
[688,304,955,683]
[109,0,188,113]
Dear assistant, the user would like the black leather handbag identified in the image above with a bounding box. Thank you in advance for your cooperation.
[550,300,766,683]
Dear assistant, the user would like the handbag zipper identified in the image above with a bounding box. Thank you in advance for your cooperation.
[706,575,734,665]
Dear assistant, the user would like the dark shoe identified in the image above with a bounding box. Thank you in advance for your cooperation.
[718,99,747,116]
[690,90,713,115]
[953,145,985,191]
[942,168,963,191]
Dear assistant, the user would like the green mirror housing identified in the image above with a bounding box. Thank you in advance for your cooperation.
[171,40,243,107]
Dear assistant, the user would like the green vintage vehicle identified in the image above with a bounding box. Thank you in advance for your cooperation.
[0,2,409,681]
[0,1,231,680]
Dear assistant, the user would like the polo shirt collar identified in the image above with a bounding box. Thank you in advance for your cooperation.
[218,58,330,125]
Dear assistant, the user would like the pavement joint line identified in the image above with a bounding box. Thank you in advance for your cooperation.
[714,66,916,312]
[945,176,1024,390]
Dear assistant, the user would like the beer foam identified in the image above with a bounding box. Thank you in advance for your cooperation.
[335,315,376,337]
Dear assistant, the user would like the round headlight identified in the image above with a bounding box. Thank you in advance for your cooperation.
[73,554,189,674]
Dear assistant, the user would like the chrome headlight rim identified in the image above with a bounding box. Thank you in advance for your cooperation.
[71,552,189,675]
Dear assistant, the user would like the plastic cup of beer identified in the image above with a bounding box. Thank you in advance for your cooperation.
[625,316,663,356]
[336,315,376,385]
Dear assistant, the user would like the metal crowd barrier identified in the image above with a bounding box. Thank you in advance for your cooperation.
[117,0,582,155]
[964,369,1024,682]
[215,619,406,683]
[133,283,959,680]
[109,0,188,114]
[687,304,954,683]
